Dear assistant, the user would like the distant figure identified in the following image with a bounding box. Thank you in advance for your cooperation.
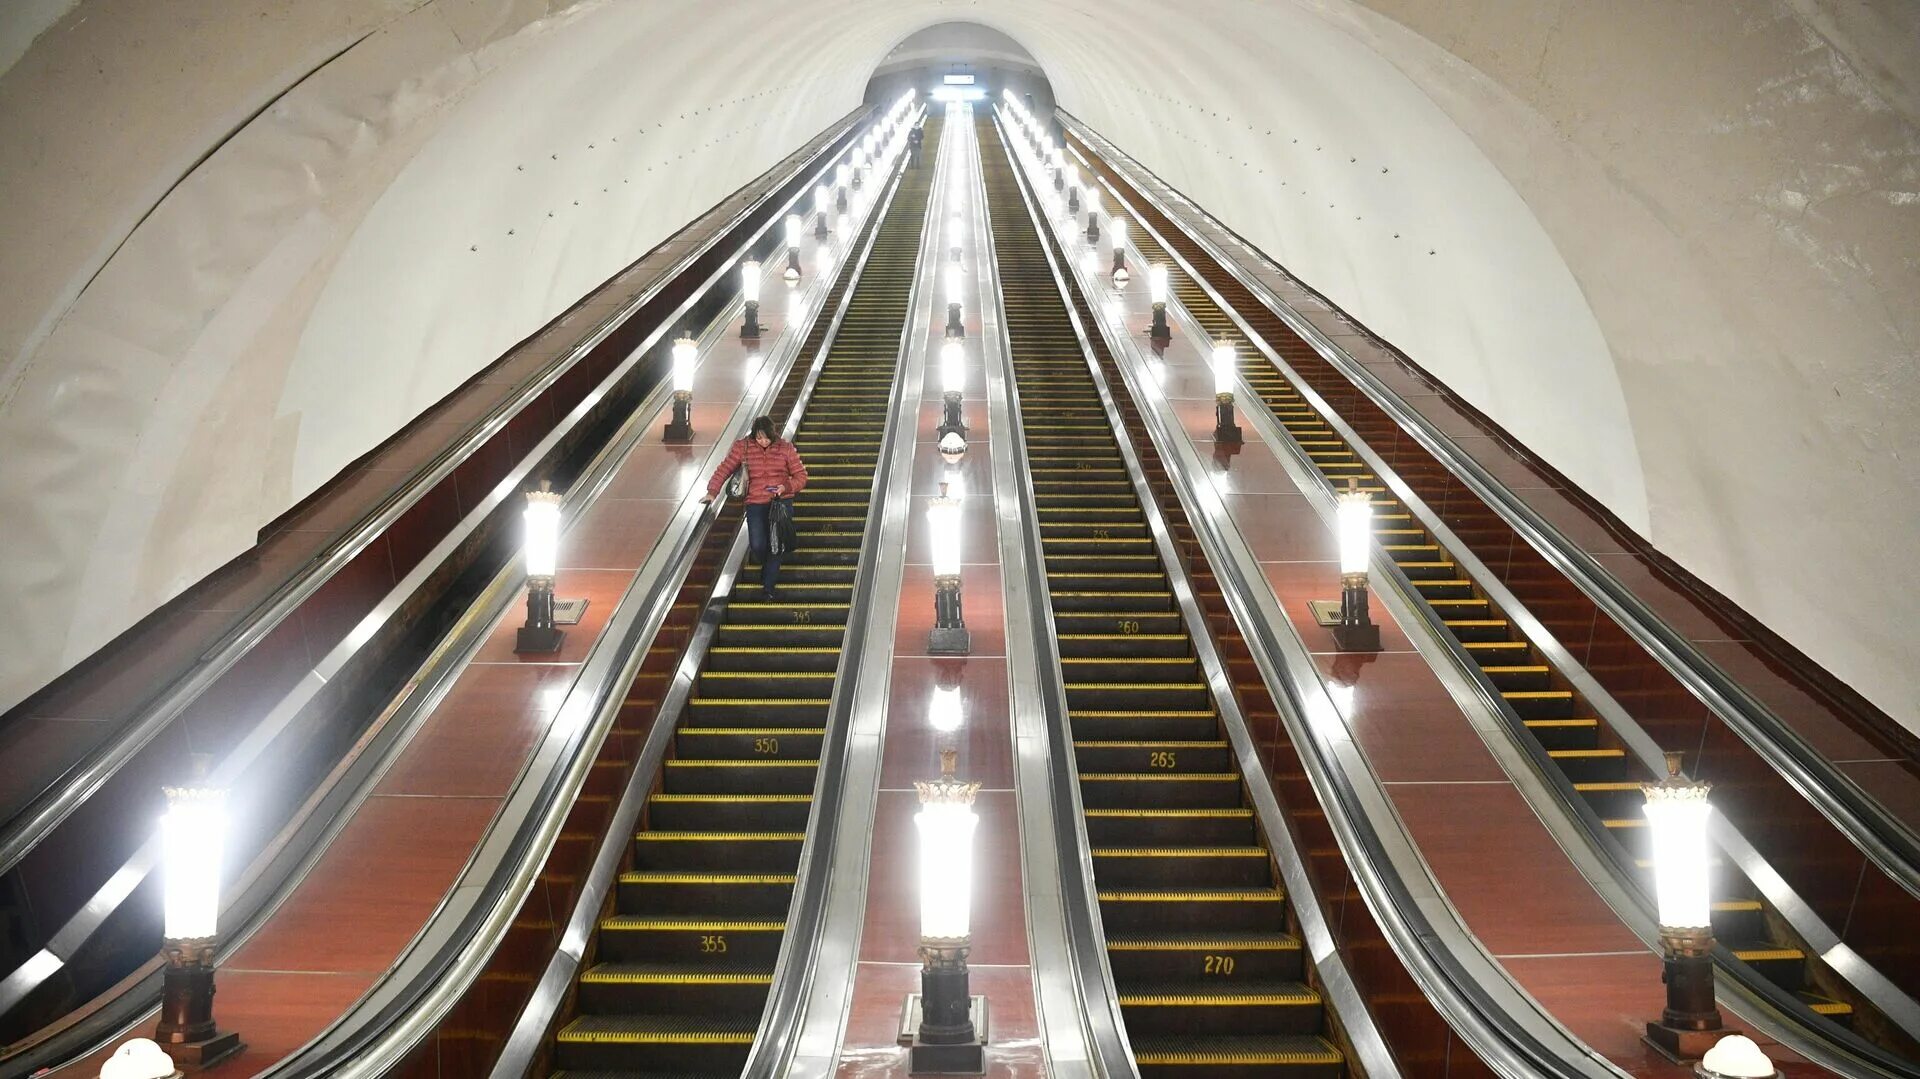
[908,122,924,166]
[701,415,808,601]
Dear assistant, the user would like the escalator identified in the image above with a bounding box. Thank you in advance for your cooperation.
[548,115,941,1075]
[1106,170,1863,1032]
[980,114,1344,1079]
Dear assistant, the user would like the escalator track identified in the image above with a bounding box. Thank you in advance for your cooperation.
[1093,155,1866,1034]
[981,114,1344,1079]
[549,116,942,1076]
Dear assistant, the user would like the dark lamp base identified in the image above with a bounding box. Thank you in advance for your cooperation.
[161,1030,244,1072]
[1643,1022,1722,1064]
[515,625,565,653]
[899,994,988,1074]
[928,627,972,655]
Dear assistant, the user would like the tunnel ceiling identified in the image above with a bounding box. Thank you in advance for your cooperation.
[0,0,1915,726]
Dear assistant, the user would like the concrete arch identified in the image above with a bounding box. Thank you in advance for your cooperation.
[0,0,1913,725]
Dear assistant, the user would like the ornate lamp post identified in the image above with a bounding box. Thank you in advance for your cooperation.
[938,341,968,438]
[516,482,567,652]
[1084,186,1102,244]
[154,765,242,1069]
[927,482,969,655]
[1110,218,1130,288]
[1211,337,1242,444]
[1066,165,1081,215]
[784,214,804,282]
[739,261,764,339]
[664,335,697,443]
[815,184,832,239]
[1311,479,1382,651]
[1643,751,1725,1062]
[835,163,851,212]
[944,265,965,339]
[948,212,964,262]
[1148,263,1171,344]
[908,748,986,1072]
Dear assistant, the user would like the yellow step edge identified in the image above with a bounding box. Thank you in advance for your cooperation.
[689,698,833,706]
[1066,682,1208,690]
[1061,634,1187,641]
[557,1026,754,1046]
[1601,819,1648,829]
[651,794,812,803]
[1073,740,1229,748]
[1121,990,1320,1006]
[677,727,826,736]
[634,831,805,841]
[1100,890,1283,902]
[619,872,797,884]
[1509,691,1576,701]
[1108,937,1299,951]
[1807,1001,1854,1016]
[701,671,835,679]
[1549,748,1625,759]
[1085,808,1251,818]
[1062,657,1193,665]
[1071,710,1216,718]
[599,918,784,931]
[1525,718,1598,728]
[1484,665,1552,675]
[581,969,773,985]
[1574,781,1642,792]
[1714,899,1764,912]
[1733,948,1805,962]
[709,647,843,654]
[1093,847,1268,858]
[664,760,821,768]
[1081,773,1238,782]
[1135,1046,1342,1066]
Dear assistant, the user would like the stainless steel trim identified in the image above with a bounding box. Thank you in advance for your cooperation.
[973,110,1121,1079]
[278,120,917,1079]
[1052,115,1920,904]
[741,104,933,1079]
[0,115,880,1073]
[989,108,1399,1079]
[1060,121,1920,1063]
[1019,112,1633,1079]
[0,112,867,884]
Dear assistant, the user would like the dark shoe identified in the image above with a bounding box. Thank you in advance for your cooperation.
[762,587,781,603]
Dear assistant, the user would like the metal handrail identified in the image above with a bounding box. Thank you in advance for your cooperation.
[0,108,864,882]
[1058,118,1920,1065]
[0,112,874,1073]
[1009,109,1630,1079]
[976,112,1140,1079]
[1055,114,1920,906]
[275,118,912,1079]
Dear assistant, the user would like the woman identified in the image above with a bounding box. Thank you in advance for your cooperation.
[700,415,808,601]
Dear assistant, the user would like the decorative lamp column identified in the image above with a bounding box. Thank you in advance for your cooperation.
[1312,479,1381,651]
[1051,148,1065,192]
[663,335,697,443]
[1110,218,1130,287]
[1211,338,1242,444]
[948,212,965,262]
[938,341,968,438]
[908,748,985,1072]
[1148,264,1171,344]
[784,214,804,282]
[1643,751,1725,1062]
[1084,187,1102,244]
[836,163,852,212]
[927,483,970,655]
[815,185,832,239]
[945,265,965,339]
[1066,166,1081,215]
[516,483,567,652]
[740,260,763,339]
[852,146,867,189]
[154,765,243,1069]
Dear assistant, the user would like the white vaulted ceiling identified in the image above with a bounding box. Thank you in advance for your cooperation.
[0,0,1915,724]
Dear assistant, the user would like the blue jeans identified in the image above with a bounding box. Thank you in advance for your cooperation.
[744,502,785,593]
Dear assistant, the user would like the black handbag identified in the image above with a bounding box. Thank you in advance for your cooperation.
[769,498,797,557]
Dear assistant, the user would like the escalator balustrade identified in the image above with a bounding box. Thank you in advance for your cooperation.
[549,117,941,1076]
[982,114,1345,1079]
[1104,165,1857,1029]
